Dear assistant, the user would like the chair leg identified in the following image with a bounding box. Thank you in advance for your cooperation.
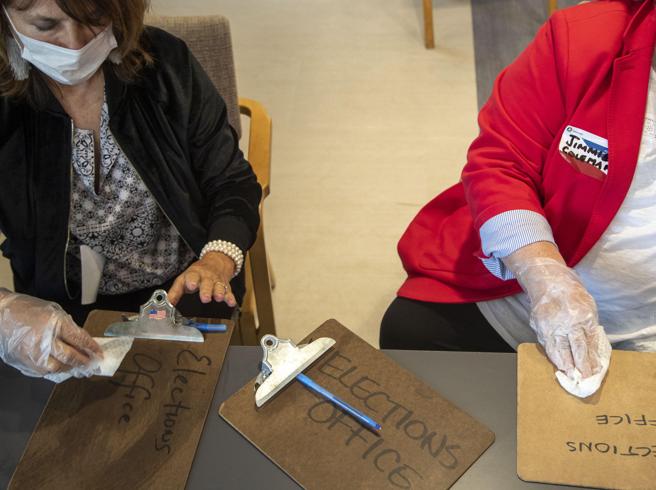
[548,0,557,15]
[237,309,258,345]
[250,217,276,340]
[423,0,435,49]
[229,308,244,345]
[268,254,276,290]
[234,262,258,345]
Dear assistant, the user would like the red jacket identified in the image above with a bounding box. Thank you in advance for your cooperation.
[398,0,656,303]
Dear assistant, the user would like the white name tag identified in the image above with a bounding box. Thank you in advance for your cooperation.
[559,126,609,176]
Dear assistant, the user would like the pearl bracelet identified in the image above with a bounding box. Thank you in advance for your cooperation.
[200,240,244,277]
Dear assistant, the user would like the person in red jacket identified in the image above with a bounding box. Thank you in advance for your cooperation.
[381,0,656,397]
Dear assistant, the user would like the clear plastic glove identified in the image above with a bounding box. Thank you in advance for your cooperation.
[513,258,612,398]
[0,289,103,381]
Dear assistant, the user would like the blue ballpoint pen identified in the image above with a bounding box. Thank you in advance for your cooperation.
[296,373,382,431]
[191,322,228,333]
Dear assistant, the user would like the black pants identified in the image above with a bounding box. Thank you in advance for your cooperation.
[58,271,244,326]
[379,297,514,352]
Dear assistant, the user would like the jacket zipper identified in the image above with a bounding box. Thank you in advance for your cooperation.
[111,135,197,257]
[62,119,74,299]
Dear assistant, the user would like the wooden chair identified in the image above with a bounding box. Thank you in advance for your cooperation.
[423,0,558,49]
[549,0,558,15]
[423,0,435,49]
[146,15,276,345]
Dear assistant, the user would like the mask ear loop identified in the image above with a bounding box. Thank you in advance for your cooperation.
[5,36,30,80]
[2,6,30,80]
[2,5,24,49]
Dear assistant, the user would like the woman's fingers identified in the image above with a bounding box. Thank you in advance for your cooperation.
[548,333,575,377]
[167,274,187,305]
[212,280,237,307]
[212,280,228,303]
[568,329,593,378]
[46,355,66,374]
[170,261,236,307]
[51,337,94,368]
[59,316,103,358]
[169,270,208,304]
[184,271,201,293]
[199,275,217,303]
[47,315,102,371]
[582,325,605,375]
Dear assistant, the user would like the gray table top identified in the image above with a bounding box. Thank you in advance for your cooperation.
[0,347,571,489]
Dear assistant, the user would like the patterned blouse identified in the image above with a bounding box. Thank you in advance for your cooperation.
[67,100,196,295]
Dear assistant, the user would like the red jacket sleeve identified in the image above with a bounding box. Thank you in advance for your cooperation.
[462,15,567,231]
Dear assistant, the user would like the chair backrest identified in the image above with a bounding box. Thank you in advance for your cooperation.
[145,15,242,138]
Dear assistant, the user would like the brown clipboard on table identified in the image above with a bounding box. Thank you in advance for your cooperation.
[9,310,232,490]
[518,343,656,490]
[220,319,495,490]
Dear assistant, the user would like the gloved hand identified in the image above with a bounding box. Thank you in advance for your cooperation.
[0,289,103,380]
[513,258,612,397]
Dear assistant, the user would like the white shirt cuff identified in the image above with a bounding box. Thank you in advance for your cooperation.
[479,210,555,280]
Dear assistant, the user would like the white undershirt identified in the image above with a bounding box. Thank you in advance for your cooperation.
[478,56,656,352]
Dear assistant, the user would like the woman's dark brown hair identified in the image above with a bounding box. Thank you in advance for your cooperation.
[0,0,152,101]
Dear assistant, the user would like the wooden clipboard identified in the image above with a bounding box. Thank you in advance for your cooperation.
[220,319,495,489]
[518,343,656,489]
[9,309,232,490]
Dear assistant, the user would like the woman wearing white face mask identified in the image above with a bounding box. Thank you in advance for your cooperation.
[0,0,261,381]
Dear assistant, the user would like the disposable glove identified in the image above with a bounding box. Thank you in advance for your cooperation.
[513,258,611,397]
[0,289,102,380]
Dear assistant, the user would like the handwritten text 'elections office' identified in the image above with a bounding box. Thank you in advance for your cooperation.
[110,349,211,454]
[308,350,461,489]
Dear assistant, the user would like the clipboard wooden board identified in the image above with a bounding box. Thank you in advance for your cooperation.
[220,319,495,489]
[9,309,232,490]
[518,343,656,489]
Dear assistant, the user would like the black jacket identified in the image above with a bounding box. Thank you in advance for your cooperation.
[0,27,262,303]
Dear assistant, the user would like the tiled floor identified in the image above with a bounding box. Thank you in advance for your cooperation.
[0,1,561,346]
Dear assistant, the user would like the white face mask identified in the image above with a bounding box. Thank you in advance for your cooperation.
[3,6,117,86]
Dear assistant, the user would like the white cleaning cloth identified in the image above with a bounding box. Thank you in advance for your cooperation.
[555,359,610,398]
[45,336,133,383]
[553,334,612,398]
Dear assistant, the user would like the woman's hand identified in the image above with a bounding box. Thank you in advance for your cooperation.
[522,262,609,378]
[168,252,237,307]
[0,290,103,378]
[503,243,612,397]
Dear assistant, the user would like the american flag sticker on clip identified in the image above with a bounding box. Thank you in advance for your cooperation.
[148,309,167,320]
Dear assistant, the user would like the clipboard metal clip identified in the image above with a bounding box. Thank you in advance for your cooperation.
[254,334,382,431]
[103,289,205,342]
